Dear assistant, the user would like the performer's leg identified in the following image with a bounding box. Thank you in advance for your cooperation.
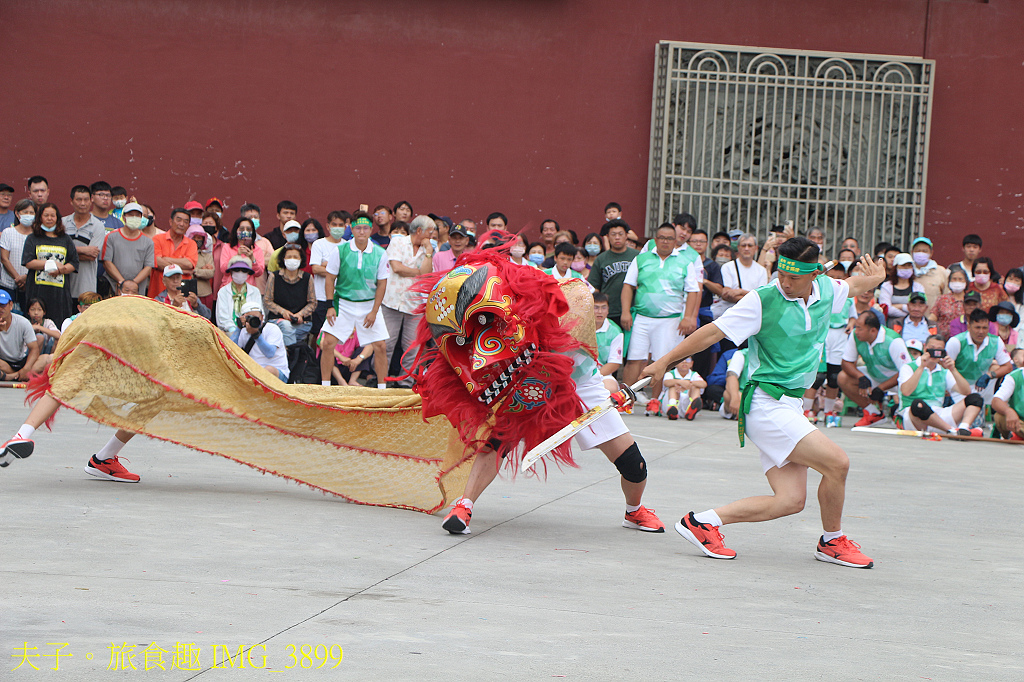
[600,433,664,532]
[712,461,809,525]
[86,429,140,483]
[319,332,339,384]
[442,447,499,535]
[1,394,65,466]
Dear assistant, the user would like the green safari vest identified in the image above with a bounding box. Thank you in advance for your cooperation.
[1002,368,1024,415]
[334,241,386,305]
[631,247,700,318]
[898,359,949,411]
[595,319,624,365]
[952,332,1000,383]
[855,326,903,383]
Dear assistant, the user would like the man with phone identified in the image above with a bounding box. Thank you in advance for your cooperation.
[897,335,983,435]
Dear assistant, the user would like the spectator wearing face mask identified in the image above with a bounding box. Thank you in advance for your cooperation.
[218,217,265,292]
[266,220,304,273]
[309,211,348,340]
[1,199,36,312]
[1001,268,1024,339]
[908,237,948,314]
[216,255,263,334]
[582,233,603,271]
[933,269,970,339]
[878,253,925,325]
[968,257,1006,312]
[990,301,1019,352]
[102,202,155,295]
[264,244,315,346]
[22,203,79,328]
[508,234,535,268]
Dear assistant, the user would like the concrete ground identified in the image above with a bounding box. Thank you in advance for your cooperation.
[1,388,1021,681]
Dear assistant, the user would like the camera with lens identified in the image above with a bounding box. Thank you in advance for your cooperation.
[245,314,262,329]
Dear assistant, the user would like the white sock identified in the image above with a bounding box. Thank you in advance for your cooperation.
[822,529,844,543]
[321,380,331,386]
[957,422,970,431]
[694,509,722,527]
[95,435,126,461]
[625,503,641,513]
[457,497,474,511]
[803,397,814,411]
[823,397,836,414]
[668,398,679,407]
[16,424,35,440]
[377,383,386,390]
[865,403,881,415]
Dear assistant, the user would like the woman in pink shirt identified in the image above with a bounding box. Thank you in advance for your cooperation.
[218,217,265,290]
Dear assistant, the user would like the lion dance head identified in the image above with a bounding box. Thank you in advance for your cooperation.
[408,233,585,472]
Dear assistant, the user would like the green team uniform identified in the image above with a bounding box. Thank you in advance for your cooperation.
[1000,368,1024,414]
[628,248,701,318]
[333,241,387,306]
[949,332,1000,383]
[854,327,904,383]
[595,319,624,366]
[898,359,950,411]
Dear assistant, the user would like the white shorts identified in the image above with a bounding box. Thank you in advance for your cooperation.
[626,314,683,362]
[900,404,956,433]
[322,299,389,345]
[825,327,848,365]
[744,388,817,473]
[573,368,629,451]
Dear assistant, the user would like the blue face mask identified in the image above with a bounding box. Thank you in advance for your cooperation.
[528,253,544,265]
[141,217,151,228]
[997,313,1014,326]
[430,239,438,251]
[585,243,601,256]
[41,223,57,233]
[304,232,318,243]
[252,218,261,230]
[285,232,300,243]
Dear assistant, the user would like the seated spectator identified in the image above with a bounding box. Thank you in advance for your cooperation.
[60,292,102,334]
[218,218,265,292]
[541,230,577,269]
[526,242,546,267]
[661,356,706,421]
[229,301,289,382]
[946,307,1013,402]
[1003,268,1024,338]
[1013,348,1024,369]
[879,253,924,325]
[933,269,969,338]
[119,280,139,295]
[155,265,211,318]
[216,256,263,334]
[990,301,1019,352]
[329,329,368,386]
[968,257,1006,312]
[544,242,588,283]
[839,309,910,426]
[892,292,936,345]
[949,291,981,338]
[593,292,624,394]
[0,289,41,380]
[264,244,315,346]
[948,233,982,282]
[993,363,1024,440]
[898,334,983,435]
[905,338,924,362]
[909,237,948,315]
[25,297,59,354]
[711,243,733,266]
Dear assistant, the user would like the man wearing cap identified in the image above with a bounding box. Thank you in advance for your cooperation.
[216,255,263,333]
[266,220,303,272]
[0,183,15,231]
[184,200,205,223]
[61,185,107,301]
[892,292,936,345]
[839,309,910,427]
[102,202,155,294]
[154,265,192,312]
[0,289,41,381]
[150,208,198,299]
[320,211,390,388]
[432,223,470,272]
[909,237,948,314]
[230,301,289,382]
[205,198,225,221]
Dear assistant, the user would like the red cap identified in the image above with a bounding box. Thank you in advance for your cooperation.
[205,197,224,209]
[184,200,204,212]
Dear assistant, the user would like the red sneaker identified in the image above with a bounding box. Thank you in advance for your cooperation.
[674,512,736,559]
[645,398,661,417]
[685,396,703,421]
[854,409,884,427]
[84,455,140,482]
[0,437,34,468]
[622,506,665,532]
[803,409,818,424]
[815,535,873,568]
[442,502,472,535]
[957,427,983,438]
[1009,432,1024,441]
[666,404,679,420]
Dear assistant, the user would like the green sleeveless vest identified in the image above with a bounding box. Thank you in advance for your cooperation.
[854,326,903,382]
[631,247,700,318]
[898,359,948,411]
[334,241,386,305]
[952,332,1000,383]
[1002,368,1024,415]
[595,319,623,365]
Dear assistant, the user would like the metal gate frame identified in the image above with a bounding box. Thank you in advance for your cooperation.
[646,41,935,257]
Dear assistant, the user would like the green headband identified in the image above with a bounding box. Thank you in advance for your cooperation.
[352,217,372,227]
[777,255,824,275]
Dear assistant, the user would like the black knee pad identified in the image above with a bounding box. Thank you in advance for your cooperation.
[811,371,826,390]
[826,364,841,389]
[964,393,984,408]
[910,399,934,420]
[613,442,647,483]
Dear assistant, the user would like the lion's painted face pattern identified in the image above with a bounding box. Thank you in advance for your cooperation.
[425,264,538,403]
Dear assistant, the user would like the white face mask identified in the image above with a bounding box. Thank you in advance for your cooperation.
[283,259,301,271]
[113,199,126,209]
[949,281,966,293]
[510,245,526,258]
[231,271,249,285]
[124,215,144,229]
[19,214,34,227]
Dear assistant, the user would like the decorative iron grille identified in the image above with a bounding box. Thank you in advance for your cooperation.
[646,41,935,257]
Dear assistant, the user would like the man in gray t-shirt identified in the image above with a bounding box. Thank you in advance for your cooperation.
[0,291,40,380]
[62,188,107,300]
[102,215,155,294]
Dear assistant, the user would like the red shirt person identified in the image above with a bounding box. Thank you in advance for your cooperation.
[149,208,197,299]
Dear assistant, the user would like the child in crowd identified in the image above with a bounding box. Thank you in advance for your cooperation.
[25,298,60,354]
[593,293,624,395]
[662,356,706,421]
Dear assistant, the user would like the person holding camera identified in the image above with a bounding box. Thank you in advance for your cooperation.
[216,255,263,333]
[229,301,289,382]
[897,334,983,435]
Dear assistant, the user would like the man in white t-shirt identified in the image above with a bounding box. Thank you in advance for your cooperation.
[309,211,347,339]
[230,301,289,382]
[712,233,768,319]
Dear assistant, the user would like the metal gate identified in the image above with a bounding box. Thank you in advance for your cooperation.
[646,41,935,258]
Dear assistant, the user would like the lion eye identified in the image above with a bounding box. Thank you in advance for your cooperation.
[477,314,488,325]
[455,336,467,346]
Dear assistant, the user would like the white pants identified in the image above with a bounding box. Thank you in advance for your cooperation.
[322,299,389,345]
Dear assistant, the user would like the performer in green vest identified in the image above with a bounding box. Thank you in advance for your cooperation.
[838,310,910,426]
[319,212,391,388]
[992,366,1024,439]
[897,334,983,434]
[945,307,1013,402]
[642,237,886,569]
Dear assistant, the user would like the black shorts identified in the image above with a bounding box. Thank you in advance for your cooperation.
[2,355,27,373]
